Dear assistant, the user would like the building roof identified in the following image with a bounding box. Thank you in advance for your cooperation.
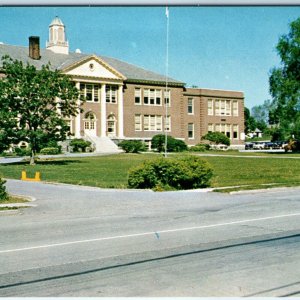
[0,43,184,86]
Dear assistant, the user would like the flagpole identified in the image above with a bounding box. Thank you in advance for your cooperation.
[164,6,169,158]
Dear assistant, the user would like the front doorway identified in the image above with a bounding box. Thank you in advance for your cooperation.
[84,112,97,136]
[107,115,116,137]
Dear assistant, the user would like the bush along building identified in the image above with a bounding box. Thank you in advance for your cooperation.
[0,17,245,152]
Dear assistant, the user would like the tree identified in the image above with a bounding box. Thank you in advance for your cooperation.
[269,17,300,140]
[0,56,81,164]
[244,107,257,134]
[201,132,230,146]
[251,99,274,131]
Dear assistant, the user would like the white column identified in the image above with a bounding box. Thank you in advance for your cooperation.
[117,84,124,138]
[100,84,107,137]
[75,82,81,138]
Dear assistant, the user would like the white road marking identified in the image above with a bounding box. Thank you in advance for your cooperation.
[1,212,300,254]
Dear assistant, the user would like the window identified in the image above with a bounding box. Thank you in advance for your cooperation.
[188,98,194,114]
[144,89,149,105]
[164,115,171,131]
[143,115,163,131]
[226,124,231,138]
[135,88,141,105]
[84,112,96,130]
[144,115,149,131]
[233,101,239,116]
[164,90,171,107]
[106,85,117,103]
[233,124,239,139]
[220,100,226,116]
[156,90,162,105]
[214,99,233,116]
[208,123,214,133]
[208,99,213,115]
[135,114,142,131]
[215,100,220,116]
[157,116,162,131]
[80,83,100,102]
[65,119,72,135]
[226,100,231,116]
[188,123,194,139]
[143,89,162,106]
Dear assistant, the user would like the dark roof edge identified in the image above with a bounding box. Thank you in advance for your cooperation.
[125,78,185,87]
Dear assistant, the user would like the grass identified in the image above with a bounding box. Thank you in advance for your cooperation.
[0,195,29,204]
[0,195,30,211]
[0,152,300,191]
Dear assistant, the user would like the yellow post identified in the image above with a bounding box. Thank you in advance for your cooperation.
[35,172,41,181]
[21,171,41,181]
[21,170,27,180]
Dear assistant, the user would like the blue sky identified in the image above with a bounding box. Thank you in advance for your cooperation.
[1,6,300,109]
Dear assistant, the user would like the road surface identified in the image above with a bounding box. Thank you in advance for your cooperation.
[0,179,299,296]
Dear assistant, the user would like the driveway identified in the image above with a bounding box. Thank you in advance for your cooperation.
[0,180,300,296]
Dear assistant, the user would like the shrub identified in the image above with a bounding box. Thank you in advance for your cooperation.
[0,178,8,201]
[118,140,146,153]
[284,139,300,152]
[151,134,187,152]
[128,156,213,190]
[14,147,31,156]
[202,132,230,146]
[40,147,60,155]
[70,139,91,152]
[189,144,210,152]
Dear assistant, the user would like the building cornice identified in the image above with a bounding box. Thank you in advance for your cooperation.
[125,78,185,88]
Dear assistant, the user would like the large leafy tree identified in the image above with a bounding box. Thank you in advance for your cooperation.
[0,55,81,164]
[269,18,300,140]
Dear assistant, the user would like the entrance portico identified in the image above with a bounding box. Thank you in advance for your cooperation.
[68,55,126,140]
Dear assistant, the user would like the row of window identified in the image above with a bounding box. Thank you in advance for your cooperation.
[208,99,239,116]
[135,114,171,132]
[135,88,170,106]
[188,98,239,117]
[208,123,239,139]
[79,83,118,103]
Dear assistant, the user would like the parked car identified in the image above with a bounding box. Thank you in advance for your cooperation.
[253,142,265,150]
[245,142,254,150]
[264,142,275,149]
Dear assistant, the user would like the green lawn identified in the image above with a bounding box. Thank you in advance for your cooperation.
[0,152,300,190]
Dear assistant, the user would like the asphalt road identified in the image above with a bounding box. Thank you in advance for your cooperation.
[0,179,300,296]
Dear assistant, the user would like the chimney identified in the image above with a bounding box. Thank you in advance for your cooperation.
[29,36,40,60]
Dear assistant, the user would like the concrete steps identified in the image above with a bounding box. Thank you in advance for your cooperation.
[85,134,123,153]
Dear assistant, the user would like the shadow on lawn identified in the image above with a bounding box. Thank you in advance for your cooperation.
[1,159,83,166]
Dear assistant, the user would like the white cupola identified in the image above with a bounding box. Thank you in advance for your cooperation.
[46,16,69,55]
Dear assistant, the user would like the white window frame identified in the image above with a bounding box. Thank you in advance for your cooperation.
[80,83,100,102]
[143,114,163,132]
[233,124,239,139]
[164,90,171,107]
[134,88,141,105]
[143,89,162,106]
[188,123,194,139]
[134,114,142,131]
[188,98,194,114]
[233,100,239,116]
[208,99,214,116]
[164,115,171,132]
[106,85,118,104]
